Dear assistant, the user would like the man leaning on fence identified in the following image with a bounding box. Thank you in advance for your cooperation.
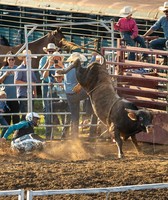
[14,50,37,120]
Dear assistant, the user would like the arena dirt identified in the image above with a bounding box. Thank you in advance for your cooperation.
[0,138,167,200]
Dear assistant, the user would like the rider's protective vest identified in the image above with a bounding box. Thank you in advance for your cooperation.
[13,122,34,139]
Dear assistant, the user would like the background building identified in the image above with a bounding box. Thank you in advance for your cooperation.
[0,1,165,48]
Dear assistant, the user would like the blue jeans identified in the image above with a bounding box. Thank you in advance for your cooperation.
[41,85,59,139]
[18,96,27,121]
[120,32,147,60]
[52,100,71,136]
[66,89,96,138]
[0,117,8,138]
[41,84,52,139]
[149,38,167,50]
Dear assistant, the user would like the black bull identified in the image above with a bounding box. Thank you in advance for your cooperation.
[58,59,153,158]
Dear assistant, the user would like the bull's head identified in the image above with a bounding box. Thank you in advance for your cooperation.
[125,108,153,134]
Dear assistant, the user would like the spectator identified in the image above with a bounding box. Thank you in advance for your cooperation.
[64,52,97,139]
[0,112,45,153]
[15,50,37,120]
[52,72,71,139]
[143,2,168,65]
[0,90,9,138]
[39,43,56,140]
[39,44,63,139]
[114,6,148,61]
[0,51,20,125]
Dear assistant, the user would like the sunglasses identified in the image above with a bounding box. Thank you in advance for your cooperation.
[164,10,168,13]
[48,50,55,53]
[8,59,15,61]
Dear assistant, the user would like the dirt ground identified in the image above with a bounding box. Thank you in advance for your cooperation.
[0,138,167,200]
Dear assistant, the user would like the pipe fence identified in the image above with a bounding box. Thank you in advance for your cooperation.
[26,183,168,200]
[0,189,24,200]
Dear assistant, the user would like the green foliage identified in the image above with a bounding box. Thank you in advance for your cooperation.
[33,100,43,113]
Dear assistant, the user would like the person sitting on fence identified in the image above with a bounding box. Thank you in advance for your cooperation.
[143,2,168,65]
[114,6,148,61]
[0,112,45,153]
[0,90,9,138]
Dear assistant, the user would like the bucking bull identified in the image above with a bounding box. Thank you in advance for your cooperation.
[57,55,153,158]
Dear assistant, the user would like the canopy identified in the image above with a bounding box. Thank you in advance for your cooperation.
[0,0,165,20]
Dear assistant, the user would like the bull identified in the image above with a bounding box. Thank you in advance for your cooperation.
[58,57,153,158]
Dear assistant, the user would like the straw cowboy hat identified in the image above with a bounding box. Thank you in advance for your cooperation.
[119,6,136,17]
[18,50,37,60]
[159,2,168,11]
[66,52,87,62]
[43,43,58,53]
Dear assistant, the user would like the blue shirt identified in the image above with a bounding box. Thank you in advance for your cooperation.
[3,120,33,139]
[52,81,67,100]
[151,16,168,39]
[39,56,55,83]
[0,65,18,99]
[64,66,78,94]
[64,62,88,94]
[14,63,37,98]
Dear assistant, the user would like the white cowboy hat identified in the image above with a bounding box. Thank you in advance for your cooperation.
[159,2,168,11]
[54,72,64,77]
[18,50,37,60]
[52,51,64,61]
[43,43,58,53]
[66,52,87,62]
[119,6,136,17]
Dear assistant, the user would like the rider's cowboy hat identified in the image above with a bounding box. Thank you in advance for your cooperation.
[43,43,58,53]
[119,6,136,17]
[159,2,168,11]
[18,50,37,60]
[66,52,87,62]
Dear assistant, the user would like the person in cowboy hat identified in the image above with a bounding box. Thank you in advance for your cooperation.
[114,6,148,61]
[50,71,71,139]
[143,2,168,65]
[42,43,59,53]
[39,43,63,139]
[14,49,37,121]
[62,52,97,139]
